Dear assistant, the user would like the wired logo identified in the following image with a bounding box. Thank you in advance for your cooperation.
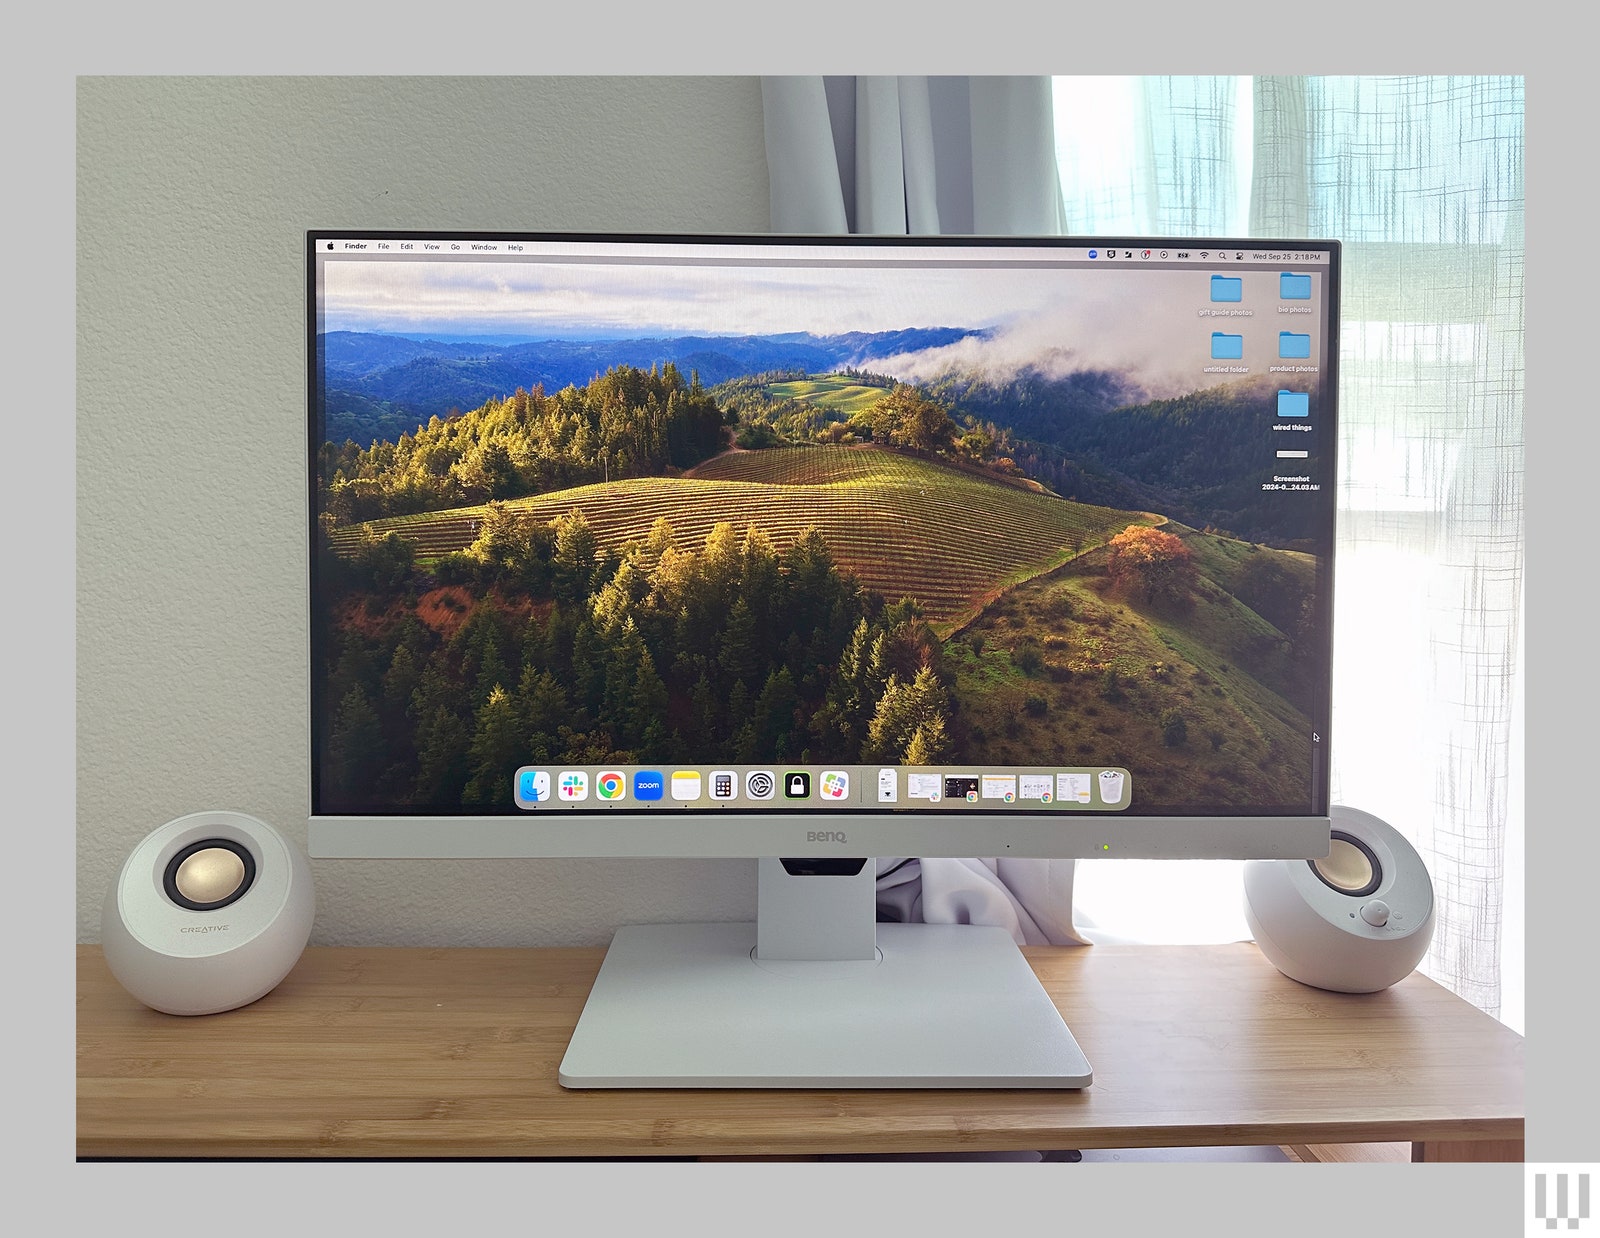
[1530,1168,1595,1234]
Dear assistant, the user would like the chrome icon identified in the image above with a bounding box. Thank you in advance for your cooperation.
[596,771,626,800]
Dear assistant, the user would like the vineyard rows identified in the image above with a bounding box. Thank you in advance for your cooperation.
[329,447,1154,629]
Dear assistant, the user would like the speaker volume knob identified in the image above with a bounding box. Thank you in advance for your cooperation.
[1359,899,1391,927]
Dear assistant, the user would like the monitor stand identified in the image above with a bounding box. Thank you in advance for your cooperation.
[558,857,1093,1088]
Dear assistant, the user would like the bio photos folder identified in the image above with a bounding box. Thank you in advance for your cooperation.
[1280,272,1312,299]
[1210,275,1242,302]
[1278,331,1311,359]
[1277,389,1309,418]
[1211,332,1243,359]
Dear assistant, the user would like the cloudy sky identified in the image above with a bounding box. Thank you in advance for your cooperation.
[318,245,1314,398]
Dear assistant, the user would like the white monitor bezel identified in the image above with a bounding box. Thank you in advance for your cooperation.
[306,229,1338,864]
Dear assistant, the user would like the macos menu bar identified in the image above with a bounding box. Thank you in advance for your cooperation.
[312,235,1332,267]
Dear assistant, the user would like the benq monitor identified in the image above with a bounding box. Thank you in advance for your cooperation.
[307,230,1339,1087]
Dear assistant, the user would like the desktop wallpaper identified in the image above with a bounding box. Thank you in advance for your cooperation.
[310,246,1331,815]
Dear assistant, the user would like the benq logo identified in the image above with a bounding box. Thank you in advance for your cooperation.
[806,830,849,844]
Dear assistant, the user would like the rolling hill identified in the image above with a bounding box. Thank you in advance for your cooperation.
[328,445,1159,633]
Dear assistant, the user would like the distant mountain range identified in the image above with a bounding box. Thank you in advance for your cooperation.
[319,327,984,445]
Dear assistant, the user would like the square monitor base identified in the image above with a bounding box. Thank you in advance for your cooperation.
[558,921,1093,1089]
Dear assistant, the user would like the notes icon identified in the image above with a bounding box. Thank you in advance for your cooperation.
[1277,390,1309,418]
[1278,331,1311,359]
[1280,272,1312,299]
[1211,332,1243,359]
[1210,275,1242,302]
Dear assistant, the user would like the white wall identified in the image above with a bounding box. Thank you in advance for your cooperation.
[76,76,772,945]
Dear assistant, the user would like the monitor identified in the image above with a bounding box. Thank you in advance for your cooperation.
[307,230,1339,1088]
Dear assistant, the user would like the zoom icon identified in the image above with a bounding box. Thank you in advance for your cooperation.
[746,770,776,800]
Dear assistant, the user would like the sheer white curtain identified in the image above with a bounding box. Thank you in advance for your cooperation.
[1053,75,1524,1026]
[758,76,1525,1025]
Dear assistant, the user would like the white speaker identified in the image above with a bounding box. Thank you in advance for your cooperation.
[1242,805,1435,994]
[101,811,316,1015]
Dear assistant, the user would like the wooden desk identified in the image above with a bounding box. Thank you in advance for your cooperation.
[76,941,1523,1161]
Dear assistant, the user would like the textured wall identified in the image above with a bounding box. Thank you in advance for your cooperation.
[77,76,771,945]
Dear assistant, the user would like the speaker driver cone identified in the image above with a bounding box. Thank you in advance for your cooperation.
[1308,830,1382,898]
[164,838,257,911]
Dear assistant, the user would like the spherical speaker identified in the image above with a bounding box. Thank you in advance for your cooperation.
[1242,805,1435,994]
[101,811,316,1015]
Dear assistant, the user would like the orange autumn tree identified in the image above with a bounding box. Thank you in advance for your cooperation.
[1104,525,1197,606]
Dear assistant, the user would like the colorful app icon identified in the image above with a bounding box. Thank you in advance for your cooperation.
[633,770,665,801]
[709,770,737,800]
[596,771,626,800]
[514,768,550,808]
[785,771,811,799]
[557,770,588,801]
[820,770,849,800]
[745,770,776,800]
[671,771,702,801]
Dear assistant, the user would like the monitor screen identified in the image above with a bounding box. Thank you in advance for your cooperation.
[307,232,1337,862]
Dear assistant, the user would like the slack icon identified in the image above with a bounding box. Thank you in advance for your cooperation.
[633,771,665,801]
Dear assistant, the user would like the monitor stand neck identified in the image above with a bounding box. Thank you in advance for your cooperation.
[756,856,877,960]
[557,855,1094,1090]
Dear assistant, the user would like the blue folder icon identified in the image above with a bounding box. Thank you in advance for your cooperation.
[1278,331,1311,359]
[1277,389,1309,418]
[1211,332,1243,359]
[1210,275,1242,302]
[1280,272,1312,299]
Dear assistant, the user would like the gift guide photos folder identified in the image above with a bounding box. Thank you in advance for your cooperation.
[1210,275,1242,302]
